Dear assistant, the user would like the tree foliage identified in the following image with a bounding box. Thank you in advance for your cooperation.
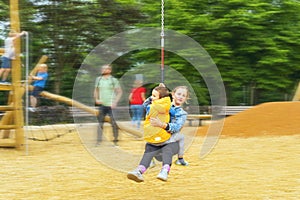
[1,0,300,106]
[136,0,300,105]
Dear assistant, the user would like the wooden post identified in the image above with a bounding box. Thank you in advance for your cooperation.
[10,0,24,149]
[292,82,300,101]
[0,56,49,141]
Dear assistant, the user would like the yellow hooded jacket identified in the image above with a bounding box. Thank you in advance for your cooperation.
[143,96,171,143]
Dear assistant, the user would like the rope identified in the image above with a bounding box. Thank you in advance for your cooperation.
[161,0,165,83]
[26,124,75,141]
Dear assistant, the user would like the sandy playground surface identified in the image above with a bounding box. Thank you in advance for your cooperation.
[0,102,299,200]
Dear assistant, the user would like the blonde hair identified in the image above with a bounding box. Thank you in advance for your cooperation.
[101,64,112,70]
[39,64,48,70]
[172,86,190,104]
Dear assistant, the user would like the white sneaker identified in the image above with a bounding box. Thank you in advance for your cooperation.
[127,169,144,182]
[28,107,36,112]
[157,168,168,181]
[175,158,189,166]
[2,81,11,85]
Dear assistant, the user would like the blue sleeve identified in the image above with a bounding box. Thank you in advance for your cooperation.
[41,73,48,80]
[167,108,187,134]
[169,106,176,117]
[143,97,152,109]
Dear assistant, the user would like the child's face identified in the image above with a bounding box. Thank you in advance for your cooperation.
[151,89,160,101]
[172,88,188,106]
[39,67,47,72]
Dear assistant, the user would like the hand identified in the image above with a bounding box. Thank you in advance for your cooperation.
[111,102,117,109]
[150,117,164,128]
[158,83,166,87]
[95,100,102,105]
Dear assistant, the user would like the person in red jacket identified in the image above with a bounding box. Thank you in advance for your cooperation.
[128,80,146,129]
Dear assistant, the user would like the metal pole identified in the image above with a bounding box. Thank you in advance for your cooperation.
[161,0,165,83]
[25,32,29,155]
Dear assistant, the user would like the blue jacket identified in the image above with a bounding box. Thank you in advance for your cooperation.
[33,72,48,88]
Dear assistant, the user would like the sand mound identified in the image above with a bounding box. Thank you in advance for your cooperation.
[197,101,300,137]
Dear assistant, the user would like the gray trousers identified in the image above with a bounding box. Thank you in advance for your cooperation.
[139,142,179,168]
[97,105,118,142]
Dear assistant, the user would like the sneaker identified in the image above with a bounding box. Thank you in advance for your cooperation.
[127,169,144,182]
[2,81,11,85]
[28,107,36,112]
[113,139,118,146]
[157,168,168,181]
[175,158,189,166]
[95,142,101,147]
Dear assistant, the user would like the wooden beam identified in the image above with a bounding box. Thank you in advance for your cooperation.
[292,82,300,101]
[10,0,24,149]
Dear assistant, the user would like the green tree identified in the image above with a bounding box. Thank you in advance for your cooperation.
[135,0,300,105]
[2,0,300,106]
[23,0,143,98]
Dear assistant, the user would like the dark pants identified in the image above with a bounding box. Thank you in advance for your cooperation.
[139,142,179,168]
[30,86,44,97]
[97,105,119,142]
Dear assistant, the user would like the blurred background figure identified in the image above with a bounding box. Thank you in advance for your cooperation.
[129,79,146,129]
[28,64,49,112]
[0,30,27,84]
[94,64,123,146]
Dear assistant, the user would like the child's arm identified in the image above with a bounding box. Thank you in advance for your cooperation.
[12,31,27,40]
[167,112,187,134]
[30,73,47,81]
[150,108,187,134]
[143,97,152,109]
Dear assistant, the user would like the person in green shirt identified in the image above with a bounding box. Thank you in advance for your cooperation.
[94,64,123,146]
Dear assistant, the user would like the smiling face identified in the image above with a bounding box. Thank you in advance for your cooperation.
[172,87,188,106]
[151,89,160,101]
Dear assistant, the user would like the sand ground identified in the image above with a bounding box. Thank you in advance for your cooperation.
[0,123,299,200]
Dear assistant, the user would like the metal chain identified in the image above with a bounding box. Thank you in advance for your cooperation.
[161,0,165,83]
[161,0,164,37]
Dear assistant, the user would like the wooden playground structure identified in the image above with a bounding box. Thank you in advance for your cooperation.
[0,0,24,148]
[0,1,101,149]
[0,1,145,149]
[293,82,300,101]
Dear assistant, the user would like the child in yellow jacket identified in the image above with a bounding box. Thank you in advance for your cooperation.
[143,85,171,143]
